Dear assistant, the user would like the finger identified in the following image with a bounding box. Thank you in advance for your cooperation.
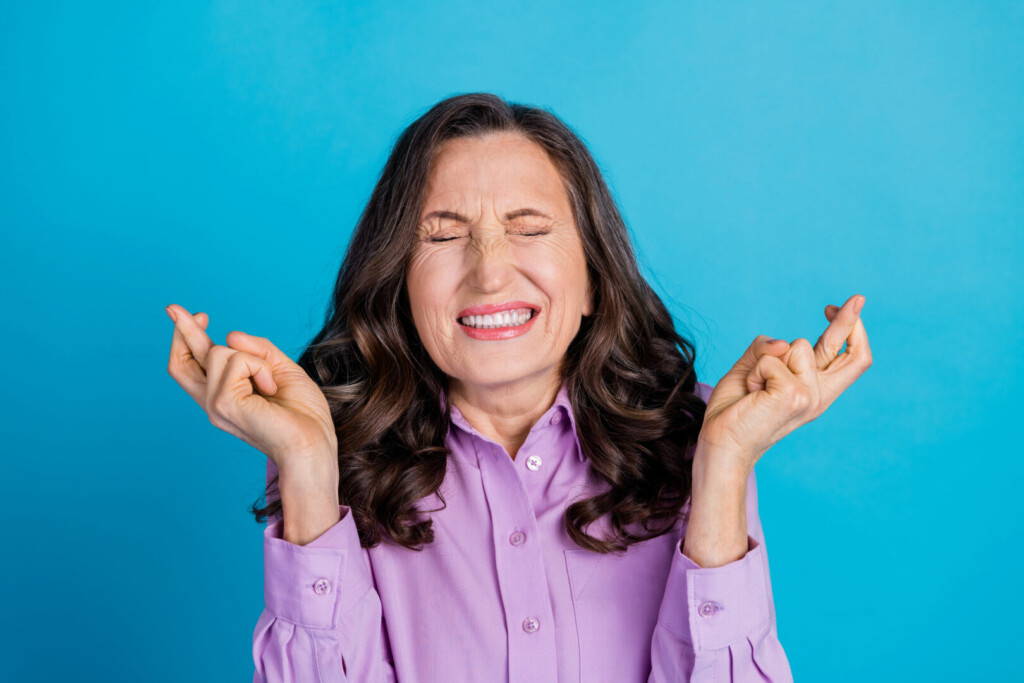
[168,328,205,403]
[784,337,821,411]
[746,353,799,397]
[238,351,279,395]
[820,307,872,398]
[167,307,212,403]
[812,294,863,370]
[202,344,235,411]
[205,347,278,441]
[730,334,792,376]
[762,338,790,354]
[225,330,295,370]
[217,347,278,399]
[170,304,214,369]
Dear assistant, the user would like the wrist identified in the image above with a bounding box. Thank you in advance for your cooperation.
[278,454,339,498]
[277,460,341,546]
[693,438,754,483]
[683,440,751,567]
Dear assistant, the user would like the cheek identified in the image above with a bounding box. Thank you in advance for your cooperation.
[524,243,588,313]
[408,251,455,307]
[412,308,458,370]
[407,254,460,349]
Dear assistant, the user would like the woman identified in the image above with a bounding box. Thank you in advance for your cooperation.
[165,93,870,682]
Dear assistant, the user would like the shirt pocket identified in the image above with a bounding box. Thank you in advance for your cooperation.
[563,530,679,682]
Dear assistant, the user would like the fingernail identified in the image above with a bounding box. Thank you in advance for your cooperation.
[165,305,177,322]
[854,296,865,313]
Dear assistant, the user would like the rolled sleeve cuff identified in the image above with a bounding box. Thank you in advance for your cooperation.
[659,535,771,651]
[262,504,371,630]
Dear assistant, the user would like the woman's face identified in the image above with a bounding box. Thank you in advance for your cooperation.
[406,131,593,392]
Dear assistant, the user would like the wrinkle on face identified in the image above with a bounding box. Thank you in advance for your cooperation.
[405,130,593,439]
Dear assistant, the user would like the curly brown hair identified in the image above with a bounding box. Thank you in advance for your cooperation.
[251,92,708,554]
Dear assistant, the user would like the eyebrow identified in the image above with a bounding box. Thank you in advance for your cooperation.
[420,207,552,223]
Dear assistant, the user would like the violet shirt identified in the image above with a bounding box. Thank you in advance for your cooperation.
[252,380,793,682]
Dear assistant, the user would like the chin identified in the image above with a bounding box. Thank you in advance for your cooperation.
[454,364,543,389]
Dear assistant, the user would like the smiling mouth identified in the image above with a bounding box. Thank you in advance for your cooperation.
[457,308,537,329]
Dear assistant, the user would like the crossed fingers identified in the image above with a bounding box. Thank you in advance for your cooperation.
[166,304,213,405]
[784,294,871,415]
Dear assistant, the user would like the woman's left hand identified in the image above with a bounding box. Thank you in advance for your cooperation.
[697,293,873,473]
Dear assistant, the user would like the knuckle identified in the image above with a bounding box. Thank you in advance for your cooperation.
[210,395,233,417]
[211,343,233,359]
[798,390,813,411]
[208,412,226,430]
[788,389,810,412]
[227,350,256,373]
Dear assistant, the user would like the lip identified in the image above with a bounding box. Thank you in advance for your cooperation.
[455,301,541,341]
[456,300,541,318]
[456,311,539,341]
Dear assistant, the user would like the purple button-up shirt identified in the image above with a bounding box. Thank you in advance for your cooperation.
[252,381,793,682]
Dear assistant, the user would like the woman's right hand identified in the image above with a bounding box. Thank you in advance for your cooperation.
[164,304,338,472]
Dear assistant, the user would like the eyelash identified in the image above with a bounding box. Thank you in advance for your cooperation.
[429,231,548,243]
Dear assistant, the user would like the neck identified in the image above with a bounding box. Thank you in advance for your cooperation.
[447,370,562,460]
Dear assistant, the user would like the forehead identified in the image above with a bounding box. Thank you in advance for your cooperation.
[421,132,571,217]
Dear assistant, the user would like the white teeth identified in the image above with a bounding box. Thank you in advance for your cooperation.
[459,308,534,329]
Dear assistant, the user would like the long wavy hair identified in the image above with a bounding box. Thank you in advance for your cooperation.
[251,92,707,554]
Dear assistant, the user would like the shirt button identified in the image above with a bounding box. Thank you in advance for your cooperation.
[526,454,543,471]
[312,578,332,596]
[522,616,540,633]
[509,530,526,546]
[550,412,562,425]
[698,600,722,617]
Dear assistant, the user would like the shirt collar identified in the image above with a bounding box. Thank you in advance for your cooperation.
[439,379,585,464]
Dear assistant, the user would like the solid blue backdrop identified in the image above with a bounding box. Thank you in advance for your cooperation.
[2,1,1020,681]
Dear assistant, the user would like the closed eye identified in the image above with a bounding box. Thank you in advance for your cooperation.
[429,231,547,242]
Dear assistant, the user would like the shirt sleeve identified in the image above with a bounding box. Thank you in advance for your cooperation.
[648,383,794,681]
[648,466,794,681]
[252,461,397,682]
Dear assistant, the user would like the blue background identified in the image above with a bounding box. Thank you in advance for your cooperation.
[2,1,1020,681]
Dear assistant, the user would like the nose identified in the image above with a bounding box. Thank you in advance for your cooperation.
[466,234,516,293]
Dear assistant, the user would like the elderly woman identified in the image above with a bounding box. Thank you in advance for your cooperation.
[166,93,870,682]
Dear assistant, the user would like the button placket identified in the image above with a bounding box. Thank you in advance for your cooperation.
[525,454,543,471]
[476,442,557,678]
